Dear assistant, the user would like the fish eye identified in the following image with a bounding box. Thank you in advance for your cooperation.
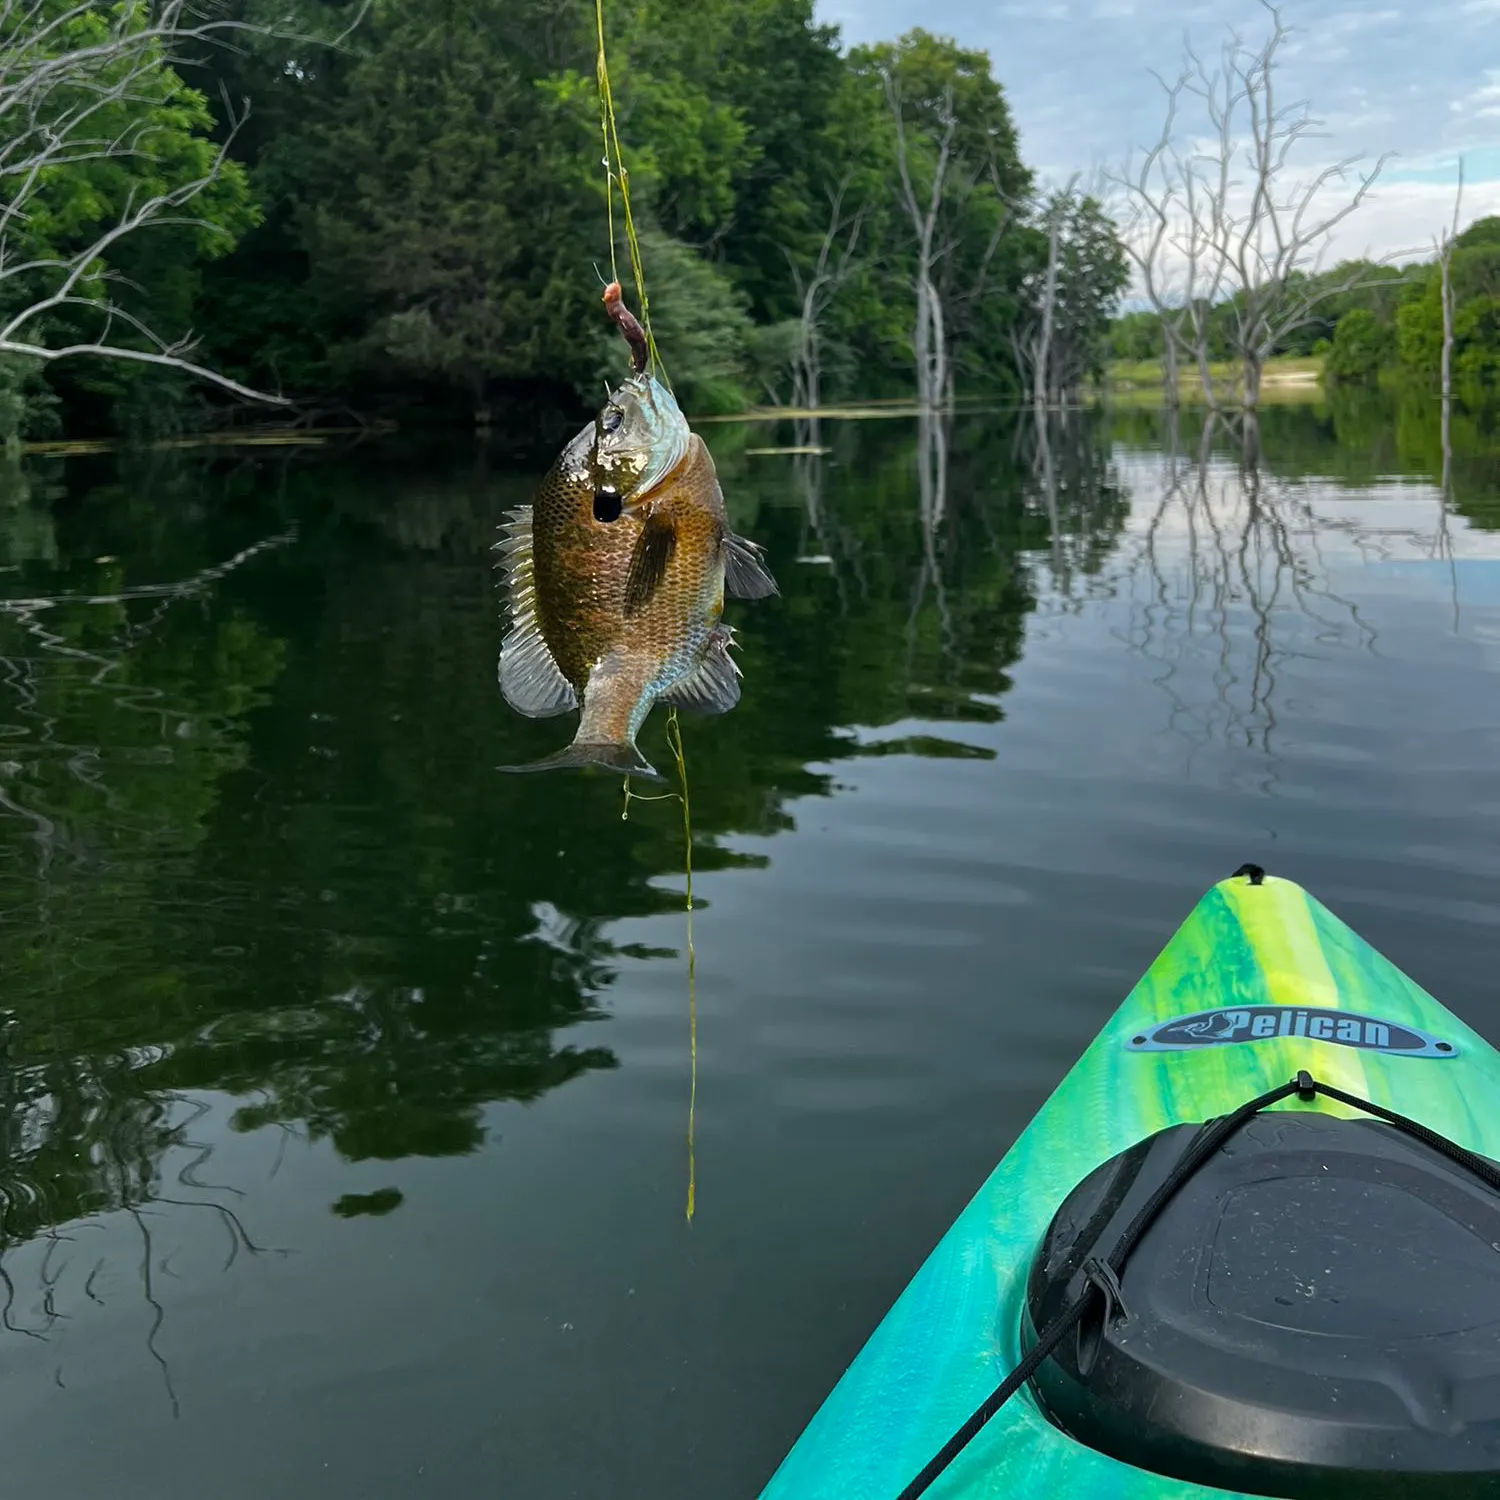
[601,407,623,435]
[593,485,623,523]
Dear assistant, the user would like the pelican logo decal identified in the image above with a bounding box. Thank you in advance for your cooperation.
[1127,1006,1456,1058]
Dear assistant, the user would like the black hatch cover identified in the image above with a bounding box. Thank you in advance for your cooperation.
[1023,1110,1500,1498]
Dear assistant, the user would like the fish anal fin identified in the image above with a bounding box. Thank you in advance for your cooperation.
[725,531,778,599]
[496,505,578,718]
[662,626,742,716]
[624,508,676,617]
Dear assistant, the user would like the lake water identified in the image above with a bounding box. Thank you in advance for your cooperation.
[0,406,1496,1498]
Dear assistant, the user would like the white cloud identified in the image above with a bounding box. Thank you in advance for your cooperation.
[1334,176,1500,263]
[819,0,1500,261]
[1465,70,1500,120]
[1320,7,1399,32]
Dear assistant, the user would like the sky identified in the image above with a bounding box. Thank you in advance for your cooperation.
[815,0,1500,266]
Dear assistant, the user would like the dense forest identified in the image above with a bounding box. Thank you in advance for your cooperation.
[0,0,1128,442]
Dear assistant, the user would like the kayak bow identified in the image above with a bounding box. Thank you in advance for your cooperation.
[760,868,1500,1500]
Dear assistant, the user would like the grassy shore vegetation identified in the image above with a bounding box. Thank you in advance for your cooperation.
[1105,355,1325,406]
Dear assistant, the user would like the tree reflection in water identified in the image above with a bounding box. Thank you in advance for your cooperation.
[0,417,1124,1402]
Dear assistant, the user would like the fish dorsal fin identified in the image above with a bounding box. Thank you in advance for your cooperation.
[624,507,676,617]
[661,625,741,716]
[725,531,778,599]
[494,505,578,718]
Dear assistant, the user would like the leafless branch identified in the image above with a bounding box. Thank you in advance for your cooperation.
[1113,1,1395,410]
[0,1,371,411]
[1180,2,1392,407]
[1109,70,1197,404]
[781,171,870,412]
[883,67,958,412]
[1437,157,1464,415]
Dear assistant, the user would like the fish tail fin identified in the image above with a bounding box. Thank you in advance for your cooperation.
[497,738,664,782]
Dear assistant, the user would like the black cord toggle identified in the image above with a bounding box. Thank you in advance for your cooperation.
[1082,1257,1130,1327]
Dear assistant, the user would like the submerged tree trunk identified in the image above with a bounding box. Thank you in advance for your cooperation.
[793,311,823,413]
[1239,410,1262,472]
[785,173,868,414]
[1033,204,1063,413]
[1241,350,1263,413]
[912,272,948,412]
[1190,304,1221,409]
[885,71,959,414]
[1162,333,1180,410]
[1440,235,1456,414]
[1438,158,1464,555]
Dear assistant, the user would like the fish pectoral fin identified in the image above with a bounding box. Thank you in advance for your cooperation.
[624,508,677,617]
[724,531,777,599]
[661,626,742,716]
[496,505,578,719]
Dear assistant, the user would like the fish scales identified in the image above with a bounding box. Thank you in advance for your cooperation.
[532,436,731,748]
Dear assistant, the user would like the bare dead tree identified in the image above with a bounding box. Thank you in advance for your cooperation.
[1175,160,1235,407]
[1112,75,1195,407]
[881,67,1017,413]
[1030,180,1070,413]
[783,172,869,414]
[1178,1,1393,411]
[0,1,365,407]
[1436,158,1464,552]
[1437,158,1465,424]
[884,70,953,413]
[936,169,1017,410]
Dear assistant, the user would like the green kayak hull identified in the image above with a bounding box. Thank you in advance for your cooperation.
[758,871,1499,1499]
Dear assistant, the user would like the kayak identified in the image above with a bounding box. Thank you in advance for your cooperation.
[758,867,1500,1500]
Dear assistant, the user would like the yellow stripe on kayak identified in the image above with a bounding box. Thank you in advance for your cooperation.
[1218,873,1372,1114]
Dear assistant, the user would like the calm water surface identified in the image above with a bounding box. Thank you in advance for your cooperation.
[0,408,1496,1497]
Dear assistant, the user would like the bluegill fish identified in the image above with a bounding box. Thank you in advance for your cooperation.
[495,283,776,780]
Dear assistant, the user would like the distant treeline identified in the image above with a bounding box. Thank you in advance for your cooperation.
[1109,217,1500,399]
[1,0,1128,441]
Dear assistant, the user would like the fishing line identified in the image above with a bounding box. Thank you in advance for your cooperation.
[665,707,697,1224]
[617,709,697,1223]
[596,0,691,1216]
[593,0,667,384]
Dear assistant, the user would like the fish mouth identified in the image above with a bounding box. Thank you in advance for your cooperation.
[593,372,689,503]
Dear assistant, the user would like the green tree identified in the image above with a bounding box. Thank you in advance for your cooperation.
[289,0,606,419]
[1454,296,1500,389]
[1110,309,1165,363]
[1016,189,1128,401]
[1326,308,1392,385]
